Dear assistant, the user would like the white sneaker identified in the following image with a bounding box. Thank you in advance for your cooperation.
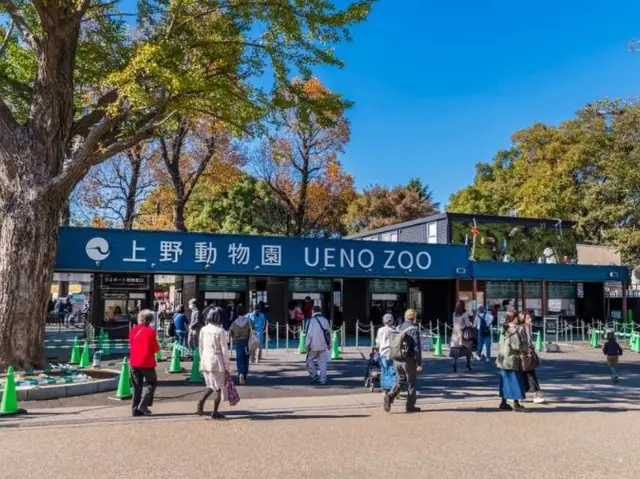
[475,355,482,361]
[485,358,492,363]
[533,395,547,404]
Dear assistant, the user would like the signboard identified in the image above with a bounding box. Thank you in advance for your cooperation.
[372,293,399,301]
[56,227,470,279]
[369,279,408,294]
[577,282,584,298]
[288,277,332,293]
[548,282,577,299]
[485,281,517,299]
[100,274,149,290]
[205,292,236,300]
[198,276,247,292]
[548,299,562,313]
[524,281,542,298]
[543,316,559,344]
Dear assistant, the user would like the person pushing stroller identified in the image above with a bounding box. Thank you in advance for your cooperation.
[376,314,397,393]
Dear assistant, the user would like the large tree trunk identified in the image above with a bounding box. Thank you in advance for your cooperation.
[123,152,142,230]
[0,193,62,369]
[173,199,187,232]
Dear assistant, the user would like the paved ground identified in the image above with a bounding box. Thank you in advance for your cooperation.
[4,343,640,478]
[24,342,640,408]
[2,386,640,478]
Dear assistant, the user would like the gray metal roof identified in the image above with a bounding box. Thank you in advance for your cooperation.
[344,212,576,239]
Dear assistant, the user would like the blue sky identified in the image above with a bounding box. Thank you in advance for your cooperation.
[313,0,640,207]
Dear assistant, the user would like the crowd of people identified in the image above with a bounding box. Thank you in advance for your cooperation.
[126,299,623,419]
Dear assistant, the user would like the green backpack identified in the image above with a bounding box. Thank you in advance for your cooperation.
[389,326,417,361]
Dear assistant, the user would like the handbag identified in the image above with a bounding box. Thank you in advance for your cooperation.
[224,372,240,406]
[462,327,477,341]
[522,348,540,372]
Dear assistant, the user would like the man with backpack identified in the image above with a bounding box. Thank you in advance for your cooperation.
[384,309,422,413]
[473,305,494,363]
[305,306,331,385]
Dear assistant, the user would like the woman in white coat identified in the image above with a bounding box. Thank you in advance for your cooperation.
[197,308,231,419]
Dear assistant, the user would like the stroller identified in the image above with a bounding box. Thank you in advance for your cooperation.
[362,347,382,392]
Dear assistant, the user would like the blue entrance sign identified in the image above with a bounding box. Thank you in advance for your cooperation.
[57,227,471,279]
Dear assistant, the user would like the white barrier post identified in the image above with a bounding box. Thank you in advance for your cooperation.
[355,320,359,348]
[341,323,346,351]
[276,322,279,350]
[370,322,375,346]
[285,325,289,351]
[265,323,270,356]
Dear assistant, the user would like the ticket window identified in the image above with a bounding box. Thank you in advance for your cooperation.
[250,291,268,311]
[202,291,241,304]
[371,293,406,323]
[291,292,331,317]
[409,287,423,318]
[104,292,147,322]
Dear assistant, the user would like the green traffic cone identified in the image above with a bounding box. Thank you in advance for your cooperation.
[79,340,91,368]
[298,332,307,354]
[155,346,163,362]
[168,344,183,374]
[433,335,443,356]
[331,331,342,360]
[69,336,81,365]
[188,346,204,384]
[498,330,504,346]
[97,330,104,351]
[535,332,543,352]
[591,329,599,348]
[114,358,132,399]
[0,366,24,415]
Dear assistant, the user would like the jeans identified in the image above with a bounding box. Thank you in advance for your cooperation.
[176,331,187,347]
[251,332,265,362]
[477,335,492,360]
[388,360,418,410]
[235,340,249,377]
[131,367,157,412]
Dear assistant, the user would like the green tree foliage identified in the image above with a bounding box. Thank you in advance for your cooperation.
[188,174,288,234]
[345,180,439,233]
[0,0,374,367]
[447,98,640,263]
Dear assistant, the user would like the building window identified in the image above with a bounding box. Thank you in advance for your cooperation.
[427,222,437,244]
[381,232,398,242]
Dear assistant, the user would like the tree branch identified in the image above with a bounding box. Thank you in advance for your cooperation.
[0,0,38,50]
[58,0,93,37]
[184,138,215,202]
[49,110,175,195]
[0,20,14,57]
[70,90,119,138]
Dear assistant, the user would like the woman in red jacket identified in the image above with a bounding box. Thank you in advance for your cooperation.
[129,310,160,417]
